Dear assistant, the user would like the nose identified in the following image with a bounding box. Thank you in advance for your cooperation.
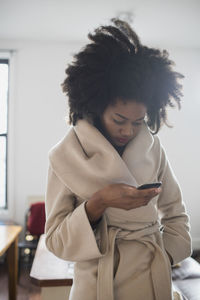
[120,124,133,137]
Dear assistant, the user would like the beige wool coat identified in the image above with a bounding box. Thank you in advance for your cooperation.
[45,119,192,300]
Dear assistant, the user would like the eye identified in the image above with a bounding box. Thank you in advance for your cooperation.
[133,122,142,127]
[113,119,125,125]
[113,119,144,126]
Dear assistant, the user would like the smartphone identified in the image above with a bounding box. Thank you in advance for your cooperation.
[137,182,162,190]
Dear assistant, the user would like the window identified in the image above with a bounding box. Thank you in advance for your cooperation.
[0,59,9,209]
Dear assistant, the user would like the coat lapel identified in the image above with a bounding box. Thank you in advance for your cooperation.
[49,118,157,202]
[122,120,159,184]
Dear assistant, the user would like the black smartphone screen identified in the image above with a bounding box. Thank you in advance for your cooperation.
[137,182,162,190]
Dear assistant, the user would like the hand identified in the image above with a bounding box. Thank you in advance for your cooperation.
[98,183,161,210]
[85,183,161,223]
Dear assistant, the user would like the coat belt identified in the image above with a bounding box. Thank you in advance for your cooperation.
[97,222,172,300]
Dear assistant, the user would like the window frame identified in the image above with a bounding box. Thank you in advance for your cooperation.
[0,56,9,210]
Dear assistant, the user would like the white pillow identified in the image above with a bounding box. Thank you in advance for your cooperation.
[172,257,200,280]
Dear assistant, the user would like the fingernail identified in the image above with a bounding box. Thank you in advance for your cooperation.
[155,188,161,193]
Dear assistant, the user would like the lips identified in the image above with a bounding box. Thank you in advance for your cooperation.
[117,138,130,144]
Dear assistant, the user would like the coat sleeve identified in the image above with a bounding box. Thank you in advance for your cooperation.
[157,145,192,265]
[44,164,108,262]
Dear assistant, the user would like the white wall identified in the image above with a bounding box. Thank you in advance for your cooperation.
[0,40,199,248]
[158,47,200,249]
[0,39,84,222]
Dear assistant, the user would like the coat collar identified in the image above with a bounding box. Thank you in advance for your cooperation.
[49,118,155,201]
[74,118,155,176]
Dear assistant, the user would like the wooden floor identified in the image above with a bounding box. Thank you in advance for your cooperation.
[0,259,41,300]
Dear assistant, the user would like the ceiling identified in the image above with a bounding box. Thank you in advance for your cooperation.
[0,0,200,48]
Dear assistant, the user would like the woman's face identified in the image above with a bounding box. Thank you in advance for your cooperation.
[100,99,147,147]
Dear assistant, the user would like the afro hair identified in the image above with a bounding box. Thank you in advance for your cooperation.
[61,18,184,133]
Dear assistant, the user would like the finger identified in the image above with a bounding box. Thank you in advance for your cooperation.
[124,197,150,209]
[124,185,138,197]
[132,187,161,199]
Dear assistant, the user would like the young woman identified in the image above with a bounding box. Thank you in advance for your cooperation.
[45,18,192,300]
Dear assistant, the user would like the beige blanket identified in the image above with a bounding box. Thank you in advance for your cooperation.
[45,119,191,300]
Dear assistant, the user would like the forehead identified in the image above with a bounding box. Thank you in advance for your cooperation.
[106,99,147,118]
